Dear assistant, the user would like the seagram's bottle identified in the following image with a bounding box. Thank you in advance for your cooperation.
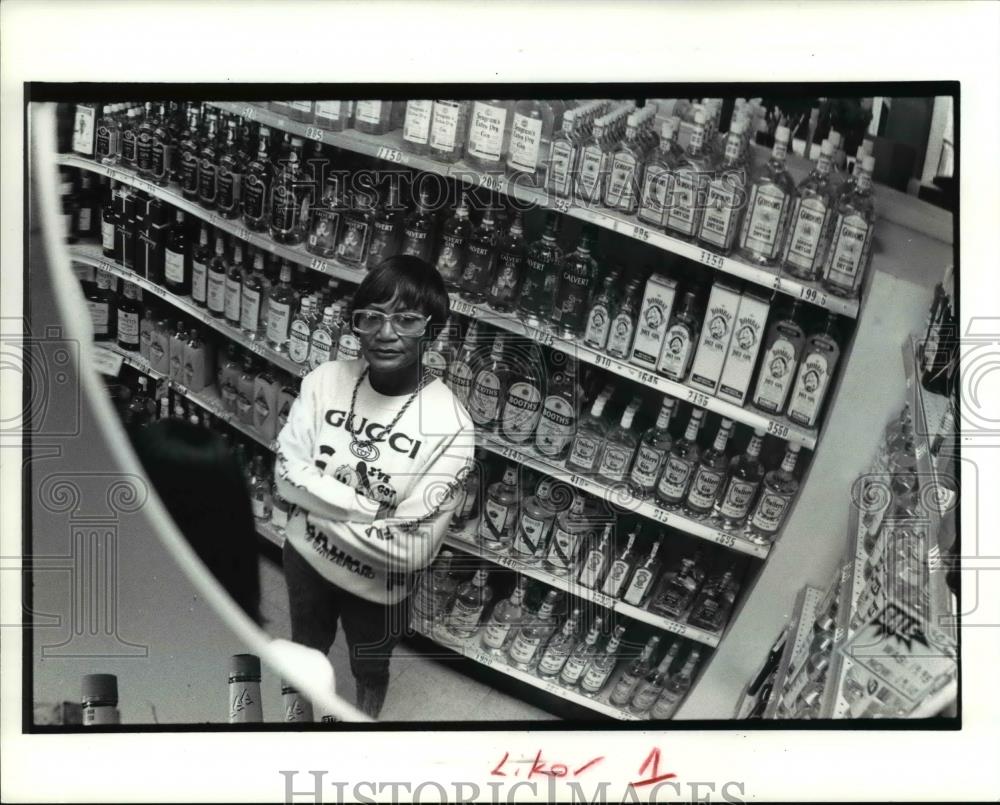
[551,226,598,339]
[665,109,712,240]
[506,99,554,187]
[465,100,513,171]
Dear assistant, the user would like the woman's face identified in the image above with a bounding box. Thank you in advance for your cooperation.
[356,293,426,376]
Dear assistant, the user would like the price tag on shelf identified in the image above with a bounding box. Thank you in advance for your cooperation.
[594,354,612,369]
[553,196,572,214]
[235,226,252,243]
[798,285,830,309]
[630,223,652,242]
[523,324,554,347]
[303,127,325,142]
[494,554,519,571]
[241,105,257,121]
[591,591,613,610]
[698,249,725,270]
[651,507,671,526]
[686,388,710,408]
[477,173,505,193]
[767,420,791,439]
[450,298,475,318]
[309,257,330,274]
[657,619,687,636]
[376,146,406,165]
[711,531,737,549]
[542,680,563,697]
[91,347,124,377]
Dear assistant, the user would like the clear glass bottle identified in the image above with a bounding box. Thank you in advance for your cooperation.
[565,387,613,475]
[411,550,457,630]
[649,648,701,719]
[622,540,662,607]
[242,126,272,232]
[250,454,273,522]
[353,101,393,135]
[309,305,339,368]
[287,297,314,366]
[821,154,876,299]
[478,464,520,552]
[314,101,353,133]
[747,443,802,543]
[608,635,661,706]
[467,333,511,431]
[269,136,309,245]
[580,624,627,697]
[583,274,618,352]
[654,408,704,507]
[577,523,613,590]
[481,578,527,654]
[551,226,598,339]
[605,279,643,360]
[665,109,713,240]
[559,616,604,688]
[459,210,499,303]
[637,118,680,228]
[443,568,493,641]
[365,181,404,270]
[444,320,481,407]
[657,290,701,382]
[306,173,344,259]
[536,607,582,680]
[399,100,434,155]
[546,109,581,199]
[498,340,544,446]
[574,118,612,206]
[486,213,527,312]
[517,212,563,328]
[506,99,554,187]
[752,300,805,415]
[595,397,641,487]
[510,478,557,564]
[736,124,796,266]
[428,100,470,164]
[687,566,740,632]
[507,589,560,670]
[696,121,748,254]
[685,418,734,517]
[716,427,765,530]
[628,641,681,716]
[629,396,675,498]
[400,185,438,264]
[787,314,842,428]
[543,493,589,576]
[534,356,582,461]
[603,115,644,214]
[781,138,836,280]
[600,528,639,598]
[422,316,457,380]
[465,100,513,171]
[435,193,472,289]
[266,262,295,351]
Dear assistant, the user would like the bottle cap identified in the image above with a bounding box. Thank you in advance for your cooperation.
[693,109,706,125]
[81,673,118,705]
[229,653,261,679]
[661,119,674,139]
[775,125,791,143]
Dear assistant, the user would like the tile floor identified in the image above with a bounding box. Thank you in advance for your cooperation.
[258,553,557,722]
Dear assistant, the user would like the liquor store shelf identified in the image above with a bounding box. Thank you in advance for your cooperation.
[443,531,721,648]
[450,295,819,450]
[760,585,825,718]
[475,431,772,559]
[206,101,860,319]
[58,154,368,286]
[70,244,309,379]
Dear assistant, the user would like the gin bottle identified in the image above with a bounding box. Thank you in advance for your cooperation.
[478,465,520,552]
[622,541,662,606]
[565,387,614,475]
[534,356,582,461]
[435,193,472,289]
[685,418,734,517]
[517,212,563,328]
[605,278,643,360]
[314,101,353,132]
[443,569,493,640]
[543,493,589,575]
[507,589,560,670]
[366,181,405,270]
[465,100,513,171]
[603,115,644,214]
[687,566,740,632]
[629,396,675,498]
[696,121,748,254]
[654,408,704,508]
[716,427,765,530]
[628,641,680,715]
[481,578,527,654]
[506,99,554,187]
[287,297,314,366]
[536,607,582,679]
[546,109,581,199]
[608,635,661,706]
[510,478,556,564]
[665,109,712,240]
[444,320,482,407]
[579,624,627,696]
[353,101,392,135]
[649,553,706,619]
[574,119,612,206]
[265,262,295,351]
[752,300,805,415]
[736,125,796,266]
[401,100,434,155]
[747,444,802,542]
[649,649,701,719]
[468,333,511,431]
[422,317,457,380]
[577,523,613,590]
[460,210,499,303]
[551,226,599,339]
[428,100,471,164]
[600,527,639,598]
[558,616,604,688]
[595,397,641,487]
[787,314,842,428]
[400,186,438,264]
[637,118,680,229]
[781,138,836,280]
[583,274,618,351]
[821,155,876,299]
[487,213,527,312]
[499,341,544,445]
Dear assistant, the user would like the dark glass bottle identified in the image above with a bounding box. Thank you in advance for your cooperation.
[399,186,437,263]
[116,281,143,352]
[306,174,344,259]
[517,212,562,327]
[551,226,598,339]
[486,213,527,312]
[150,102,174,187]
[435,193,472,289]
[459,210,499,303]
[269,136,309,245]
[197,116,221,210]
[136,102,157,178]
[365,182,405,270]
[242,126,272,232]
[335,188,373,265]
[163,210,191,296]
[179,107,201,198]
[216,119,245,219]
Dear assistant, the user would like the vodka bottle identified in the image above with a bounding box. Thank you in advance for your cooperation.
[465,100,513,171]
[608,635,661,706]
[696,121,748,254]
[506,99,554,186]
[443,569,493,640]
[507,589,560,670]
[206,233,228,319]
[510,478,557,564]
[716,428,765,530]
[747,444,801,542]
[224,241,244,326]
[444,320,481,407]
[629,396,675,498]
[649,553,706,619]
[595,397,641,487]
[665,109,712,240]
[558,616,604,688]
[737,125,796,266]
[546,108,581,198]
[637,118,680,228]
[687,566,740,632]
[781,139,836,280]
[481,578,527,654]
[565,387,614,475]
[543,493,589,575]
[517,212,563,327]
[487,213,527,312]
[534,356,581,460]
[787,314,842,428]
[478,465,520,552]
[752,300,805,414]
[411,550,458,630]
[649,648,701,719]
[654,408,703,507]
[601,527,639,598]
[604,115,644,214]
[583,274,618,351]
[467,333,511,431]
[580,624,627,696]
[577,523,613,589]
[551,226,598,339]
[628,642,681,715]
[605,278,643,360]
[536,607,582,679]
[436,194,472,289]
[821,155,876,299]
[685,418,734,517]
[622,540,661,606]
[459,210,499,303]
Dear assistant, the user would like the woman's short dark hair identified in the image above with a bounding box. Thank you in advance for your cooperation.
[351,254,450,332]
[131,419,261,625]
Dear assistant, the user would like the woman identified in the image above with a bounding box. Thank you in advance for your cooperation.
[275,254,475,718]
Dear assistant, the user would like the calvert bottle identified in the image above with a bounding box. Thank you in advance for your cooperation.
[629,396,675,498]
[684,418,733,517]
[781,138,836,280]
[534,356,581,461]
[365,182,404,270]
[787,314,842,428]
[821,155,876,299]
[216,119,246,219]
[467,332,511,431]
[510,478,556,564]
[558,616,604,688]
[551,226,598,339]
[536,607,582,679]
[517,212,563,328]
[737,124,796,266]
[565,387,614,475]
[337,188,374,266]
[459,210,499,303]
[665,109,712,240]
[649,648,701,719]
[506,99,553,187]
[507,589,560,670]
[637,118,679,229]
[306,174,344,259]
[716,427,765,530]
[400,186,438,264]
[478,464,520,552]
[481,578,527,654]
[242,126,272,232]
[444,569,493,640]
[752,300,805,415]
[609,635,661,707]
[696,120,748,255]
[163,210,191,296]
[654,408,703,508]
[465,100,513,172]
[435,193,472,289]
[269,136,309,245]
[486,213,527,312]
[580,623,628,697]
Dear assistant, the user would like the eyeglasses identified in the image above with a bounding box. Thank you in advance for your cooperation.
[352,309,431,337]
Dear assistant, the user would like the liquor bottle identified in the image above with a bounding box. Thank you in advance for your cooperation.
[286,100,314,124]
[577,523,613,589]
[420,317,455,380]
[224,241,244,326]
[517,212,563,328]
[685,418,733,517]
[605,278,643,360]
[411,550,458,630]
[536,607,582,679]
[748,443,802,542]
[628,642,681,715]
[559,616,604,688]
[604,114,644,214]
[465,100,513,171]
[459,210,499,303]
[507,589,560,670]
[234,354,257,425]
[665,109,713,240]
[629,397,675,498]
[435,194,472,289]
[101,183,117,257]
[696,121,748,254]
[81,673,120,726]
[752,300,805,414]
[240,250,267,336]
[215,119,245,219]
[478,465,520,552]
[506,99,554,186]
[498,341,544,445]
[622,540,662,606]
[737,125,796,266]
[574,118,612,205]
[197,115,221,210]
[163,210,191,296]
[206,233,228,319]
[138,303,156,359]
[781,139,836,280]
[595,397,641,487]
[184,327,213,392]
[177,108,200,200]
[424,99,469,163]
[252,362,281,442]
[314,101,353,132]
[649,553,706,620]
[217,343,241,412]
[124,375,155,430]
[787,314,842,428]
[444,320,481,407]
[543,493,589,575]
[534,356,581,461]
[551,226,598,339]
[308,305,338,368]
[287,297,314,366]
[637,118,680,228]
[227,654,263,724]
[400,186,438,264]
[95,104,121,165]
[116,282,142,352]
[481,579,527,654]
[242,127,272,232]
[687,566,740,632]
[657,290,701,381]
[148,102,173,186]
[266,262,295,351]
[583,274,617,351]
[716,428,765,530]
[649,648,701,719]
[399,100,434,155]
[148,315,170,374]
[74,173,98,239]
[249,454,273,522]
[580,624,627,697]
[448,448,484,534]
[609,635,661,706]
[189,223,211,308]
[654,406,703,507]
[601,528,639,598]
[467,333,510,430]
[168,321,188,383]
[270,136,309,245]
[443,568,493,640]
[821,155,876,299]
[353,100,392,135]
[486,213,527,312]
[565,387,613,475]
[510,478,557,564]
[365,181,404,270]
[119,107,139,168]
[546,108,580,199]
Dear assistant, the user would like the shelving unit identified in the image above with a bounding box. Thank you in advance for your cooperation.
[760,585,826,718]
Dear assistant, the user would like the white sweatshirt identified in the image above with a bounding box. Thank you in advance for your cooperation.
[275,358,475,605]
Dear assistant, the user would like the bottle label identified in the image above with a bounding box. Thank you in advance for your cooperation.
[86,301,109,333]
[584,303,612,349]
[423,350,447,378]
[446,362,474,402]
[448,598,484,629]
[137,129,154,170]
[118,311,139,345]
[225,276,241,320]
[740,183,788,257]
[403,101,434,145]
[152,137,172,181]
[597,444,631,482]
[78,208,92,233]
[718,478,759,519]
[508,112,543,173]
[784,196,830,270]
[513,513,548,557]
[310,330,334,367]
[243,174,267,220]
[95,124,112,158]
[581,662,611,692]
[181,150,199,192]
[631,445,667,488]
[687,466,725,509]
[336,218,370,264]
[750,491,791,533]
[630,684,659,712]
[560,653,589,683]
[101,220,115,251]
[508,633,543,665]
[482,621,513,650]
[267,301,291,345]
[578,549,605,587]
[355,101,383,125]
[315,101,345,122]
[309,209,341,253]
[207,272,226,312]
[575,145,605,201]
[546,524,583,570]
[825,213,870,291]
[430,101,461,152]
[698,178,741,247]
[240,287,261,332]
[537,644,570,675]
[468,371,503,425]
[467,102,507,162]
[288,321,311,364]
[606,313,635,358]
[666,169,699,235]
[601,560,629,595]
[623,568,653,605]
[478,498,511,543]
[639,164,674,226]
[535,396,575,457]
[568,434,601,470]
[164,250,185,284]
[501,381,542,441]
[436,231,467,282]
[656,456,694,500]
[753,337,798,412]
[548,141,574,195]
[199,159,218,204]
[605,153,637,209]
[787,351,832,427]
[217,167,242,213]
[610,671,639,702]
[658,323,694,380]
[337,334,361,361]
[191,260,208,302]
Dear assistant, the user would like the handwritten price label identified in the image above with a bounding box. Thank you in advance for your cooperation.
[658,619,687,635]
[698,249,725,270]
[631,224,651,242]
[591,591,613,610]
[553,197,572,214]
[767,420,790,438]
[686,388,710,408]
[478,173,505,193]
[712,531,736,549]
[376,146,406,164]
[309,257,330,273]
[450,298,475,317]
[799,285,829,307]
[303,127,325,142]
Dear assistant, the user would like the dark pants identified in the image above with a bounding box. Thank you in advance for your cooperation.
[282,541,407,709]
